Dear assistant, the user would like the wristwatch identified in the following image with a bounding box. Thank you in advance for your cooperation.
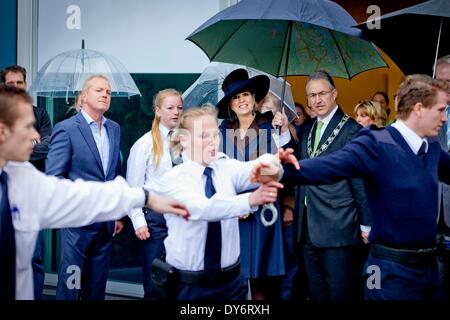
[142,188,149,207]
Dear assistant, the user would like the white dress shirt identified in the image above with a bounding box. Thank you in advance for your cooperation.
[147,152,276,272]
[392,120,428,154]
[126,123,173,230]
[4,161,145,299]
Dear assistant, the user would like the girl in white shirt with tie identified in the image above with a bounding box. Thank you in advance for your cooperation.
[148,106,297,300]
[126,89,183,299]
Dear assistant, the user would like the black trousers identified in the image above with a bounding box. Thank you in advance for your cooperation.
[302,229,358,300]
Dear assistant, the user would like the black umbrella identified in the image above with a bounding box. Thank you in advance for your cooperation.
[358,0,450,76]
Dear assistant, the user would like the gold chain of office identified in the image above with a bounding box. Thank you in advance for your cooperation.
[307,115,350,158]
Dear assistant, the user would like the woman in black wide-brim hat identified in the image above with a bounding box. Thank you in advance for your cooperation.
[217,68,292,299]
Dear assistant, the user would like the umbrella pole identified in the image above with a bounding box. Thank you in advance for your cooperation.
[82,39,86,74]
[260,22,293,229]
[432,17,443,78]
[279,21,293,135]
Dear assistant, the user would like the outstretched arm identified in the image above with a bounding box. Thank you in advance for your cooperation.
[282,133,379,186]
[147,169,282,222]
[146,193,190,219]
[8,163,189,231]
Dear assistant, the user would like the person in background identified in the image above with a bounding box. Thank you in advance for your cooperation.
[147,106,297,300]
[259,92,300,300]
[436,54,450,300]
[218,69,292,299]
[354,100,387,128]
[372,91,391,124]
[0,84,189,300]
[259,92,299,145]
[46,75,124,300]
[294,102,308,127]
[64,91,83,119]
[1,64,52,300]
[305,104,317,119]
[0,65,52,172]
[283,74,450,300]
[126,88,183,299]
[295,70,370,300]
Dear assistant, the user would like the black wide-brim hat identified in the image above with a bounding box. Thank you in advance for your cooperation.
[216,68,270,119]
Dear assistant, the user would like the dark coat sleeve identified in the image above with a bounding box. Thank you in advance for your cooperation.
[345,125,371,227]
[438,147,450,184]
[283,129,379,186]
[30,106,52,161]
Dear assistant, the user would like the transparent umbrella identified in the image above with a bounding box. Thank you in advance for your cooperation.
[183,62,297,123]
[29,41,140,102]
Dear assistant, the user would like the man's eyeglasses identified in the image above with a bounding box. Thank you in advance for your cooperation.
[306,89,334,100]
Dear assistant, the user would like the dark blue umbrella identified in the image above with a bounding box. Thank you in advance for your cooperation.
[358,0,450,76]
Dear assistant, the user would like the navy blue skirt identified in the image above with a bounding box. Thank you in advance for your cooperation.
[239,201,286,279]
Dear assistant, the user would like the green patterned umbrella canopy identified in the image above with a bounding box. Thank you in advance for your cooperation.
[187,0,387,79]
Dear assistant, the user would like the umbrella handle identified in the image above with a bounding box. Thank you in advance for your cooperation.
[432,17,443,78]
[260,203,278,227]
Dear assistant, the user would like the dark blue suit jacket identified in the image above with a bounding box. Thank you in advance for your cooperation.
[46,112,122,233]
[295,107,370,247]
[285,126,450,249]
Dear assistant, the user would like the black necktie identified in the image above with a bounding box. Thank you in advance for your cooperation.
[203,167,222,277]
[418,141,427,163]
[0,171,16,300]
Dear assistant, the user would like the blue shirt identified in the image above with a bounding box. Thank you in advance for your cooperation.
[81,110,110,175]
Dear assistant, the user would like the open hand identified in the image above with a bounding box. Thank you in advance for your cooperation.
[277,148,300,170]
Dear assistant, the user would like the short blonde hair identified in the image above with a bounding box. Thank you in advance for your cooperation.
[354,100,387,127]
[82,74,110,91]
[170,106,217,157]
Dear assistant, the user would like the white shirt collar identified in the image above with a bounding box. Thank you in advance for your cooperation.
[158,122,171,139]
[181,151,208,178]
[391,119,428,154]
[180,151,228,177]
[81,109,107,126]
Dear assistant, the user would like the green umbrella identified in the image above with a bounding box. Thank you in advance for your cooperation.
[187,0,387,79]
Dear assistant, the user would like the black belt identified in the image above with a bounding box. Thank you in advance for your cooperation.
[175,259,240,285]
[370,244,437,266]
